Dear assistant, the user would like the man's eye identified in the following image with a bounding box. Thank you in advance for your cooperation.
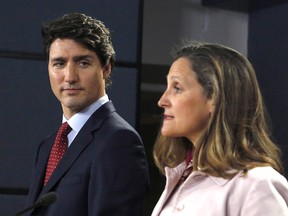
[78,61,91,68]
[79,61,90,66]
[53,62,64,67]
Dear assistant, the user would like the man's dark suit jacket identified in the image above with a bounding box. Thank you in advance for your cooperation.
[26,101,149,215]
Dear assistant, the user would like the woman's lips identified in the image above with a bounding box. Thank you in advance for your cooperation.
[163,114,174,120]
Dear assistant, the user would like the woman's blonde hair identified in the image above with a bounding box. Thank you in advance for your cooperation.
[153,42,283,178]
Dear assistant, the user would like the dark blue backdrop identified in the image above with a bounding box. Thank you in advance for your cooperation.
[248,3,288,176]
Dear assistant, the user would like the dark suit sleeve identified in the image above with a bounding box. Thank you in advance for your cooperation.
[88,128,149,216]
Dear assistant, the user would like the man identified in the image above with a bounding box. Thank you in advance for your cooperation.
[26,13,149,215]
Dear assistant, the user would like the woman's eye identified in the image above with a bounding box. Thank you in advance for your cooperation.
[174,86,181,93]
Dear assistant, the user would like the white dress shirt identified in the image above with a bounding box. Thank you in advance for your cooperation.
[62,94,109,147]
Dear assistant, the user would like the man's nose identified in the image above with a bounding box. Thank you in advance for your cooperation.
[64,64,78,83]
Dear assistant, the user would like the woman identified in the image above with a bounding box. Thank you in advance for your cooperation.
[152,42,288,215]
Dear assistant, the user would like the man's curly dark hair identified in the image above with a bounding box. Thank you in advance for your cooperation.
[41,13,116,87]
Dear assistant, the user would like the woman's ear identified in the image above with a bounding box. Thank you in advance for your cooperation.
[207,98,215,115]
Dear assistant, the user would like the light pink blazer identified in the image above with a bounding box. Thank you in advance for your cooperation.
[152,162,288,216]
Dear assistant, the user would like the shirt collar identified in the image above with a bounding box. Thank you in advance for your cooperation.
[165,161,232,187]
[62,94,109,133]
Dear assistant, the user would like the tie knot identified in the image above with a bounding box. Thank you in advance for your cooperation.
[59,122,72,136]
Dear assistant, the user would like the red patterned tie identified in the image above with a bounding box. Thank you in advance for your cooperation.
[44,122,72,186]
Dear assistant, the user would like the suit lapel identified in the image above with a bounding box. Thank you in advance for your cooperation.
[39,101,116,196]
[28,136,55,203]
[40,130,94,195]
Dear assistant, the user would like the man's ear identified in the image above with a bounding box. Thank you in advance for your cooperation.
[103,64,112,79]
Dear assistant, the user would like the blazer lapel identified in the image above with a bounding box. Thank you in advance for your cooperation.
[39,101,116,196]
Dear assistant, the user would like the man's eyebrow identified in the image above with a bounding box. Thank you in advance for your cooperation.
[50,55,94,62]
[73,55,94,61]
[50,56,66,62]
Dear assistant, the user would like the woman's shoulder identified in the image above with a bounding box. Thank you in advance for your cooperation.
[231,166,288,194]
[246,166,287,183]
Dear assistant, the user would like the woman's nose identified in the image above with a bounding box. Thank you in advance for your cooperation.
[158,99,163,108]
[158,91,168,108]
